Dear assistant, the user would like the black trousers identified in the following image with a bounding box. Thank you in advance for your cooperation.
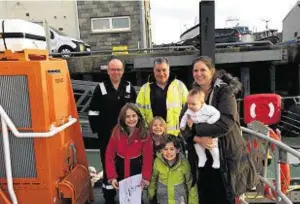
[197,167,234,204]
[99,141,116,203]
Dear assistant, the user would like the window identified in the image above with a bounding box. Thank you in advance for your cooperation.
[91,16,130,33]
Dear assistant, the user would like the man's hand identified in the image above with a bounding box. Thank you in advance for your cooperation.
[193,136,217,150]
[111,179,119,189]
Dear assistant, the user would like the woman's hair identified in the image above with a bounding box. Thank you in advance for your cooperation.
[192,56,216,76]
[114,103,147,140]
[192,56,242,95]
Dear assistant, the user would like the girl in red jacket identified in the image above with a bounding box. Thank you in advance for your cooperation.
[105,103,153,189]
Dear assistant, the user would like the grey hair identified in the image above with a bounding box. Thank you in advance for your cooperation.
[153,57,169,67]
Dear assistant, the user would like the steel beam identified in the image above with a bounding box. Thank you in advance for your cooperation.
[215,49,283,64]
[241,67,250,96]
[199,0,215,61]
[133,54,198,69]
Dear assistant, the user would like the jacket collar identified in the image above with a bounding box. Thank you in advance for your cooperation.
[157,152,185,169]
[107,78,128,90]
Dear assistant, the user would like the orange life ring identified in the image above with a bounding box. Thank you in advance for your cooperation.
[246,129,290,200]
[263,129,290,200]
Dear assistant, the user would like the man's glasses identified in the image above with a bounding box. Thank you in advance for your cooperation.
[108,68,123,72]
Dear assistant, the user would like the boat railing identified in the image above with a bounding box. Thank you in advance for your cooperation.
[240,120,300,204]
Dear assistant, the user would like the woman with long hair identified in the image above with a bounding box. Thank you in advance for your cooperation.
[182,56,257,204]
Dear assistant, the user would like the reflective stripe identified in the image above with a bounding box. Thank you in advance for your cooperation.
[167,102,182,109]
[126,83,131,93]
[88,110,99,116]
[167,125,178,131]
[99,82,107,95]
[178,81,184,107]
[136,103,151,109]
[102,183,114,190]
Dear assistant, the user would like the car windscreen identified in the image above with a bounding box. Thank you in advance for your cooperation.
[50,27,68,36]
[215,29,235,37]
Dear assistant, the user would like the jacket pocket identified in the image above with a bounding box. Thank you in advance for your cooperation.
[174,183,187,204]
[157,181,168,204]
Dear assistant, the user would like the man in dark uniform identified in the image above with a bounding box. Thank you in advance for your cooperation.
[88,58,136,204]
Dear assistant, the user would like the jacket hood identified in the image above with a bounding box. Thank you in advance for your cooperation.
[147,72,177,83]
[215,69,243,95]
[193,69,242,96]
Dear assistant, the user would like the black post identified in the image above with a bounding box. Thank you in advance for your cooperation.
[199,0,215,62]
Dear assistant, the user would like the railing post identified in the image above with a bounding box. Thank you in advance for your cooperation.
[1,116,18,204]
[274,147,281,204]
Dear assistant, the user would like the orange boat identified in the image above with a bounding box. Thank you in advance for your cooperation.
[0,49,93,204]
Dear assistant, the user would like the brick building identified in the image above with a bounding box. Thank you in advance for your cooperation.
[77,0,152,50]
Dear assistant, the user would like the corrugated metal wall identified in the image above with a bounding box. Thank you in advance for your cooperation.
[0,76,37,178]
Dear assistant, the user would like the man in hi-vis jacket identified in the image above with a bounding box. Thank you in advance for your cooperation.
[88,58,136,204]
[136,57,188,136]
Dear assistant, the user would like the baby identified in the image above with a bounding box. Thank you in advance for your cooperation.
[180,88,221,168]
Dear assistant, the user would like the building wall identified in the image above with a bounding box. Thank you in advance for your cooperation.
[282,2,300,42]
[0,1,80,38]
[77,0,152,50]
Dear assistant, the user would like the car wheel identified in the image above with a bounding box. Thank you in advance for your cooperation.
[58,46,73,57]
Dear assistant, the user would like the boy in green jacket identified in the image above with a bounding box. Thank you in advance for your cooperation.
[148,135,198,204]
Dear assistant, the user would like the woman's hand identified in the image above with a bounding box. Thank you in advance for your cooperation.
[111,179,119,189]
[187,118,194,128]
[193,136,217,150]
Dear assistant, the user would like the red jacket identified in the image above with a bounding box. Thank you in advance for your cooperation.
[105,127,153,181]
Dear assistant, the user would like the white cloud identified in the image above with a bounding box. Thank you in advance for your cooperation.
[151,0,298,44]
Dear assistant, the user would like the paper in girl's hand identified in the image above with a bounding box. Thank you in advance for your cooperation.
[119,174,142,204]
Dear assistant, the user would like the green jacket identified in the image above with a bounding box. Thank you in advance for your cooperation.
[148,153,198,204]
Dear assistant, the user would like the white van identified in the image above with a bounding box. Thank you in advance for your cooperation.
[49,26,91,56]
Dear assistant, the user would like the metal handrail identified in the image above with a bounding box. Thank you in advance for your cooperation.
[241,127,300,160]
[241,126,300,204]
[0,105,77,204]
[49,45,198,57]
[216,40,274,47]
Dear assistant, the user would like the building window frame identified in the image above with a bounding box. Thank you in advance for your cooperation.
[91,16,131,33]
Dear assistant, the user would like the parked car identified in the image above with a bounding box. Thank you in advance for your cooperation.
[180,24,242,43]
[215,28,242,43]
[175,25,244,49]
[31,21,90,57]
[49,27,90,57]
[234,26,252,35]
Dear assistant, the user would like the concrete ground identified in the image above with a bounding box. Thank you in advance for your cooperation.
[92,184,150,204]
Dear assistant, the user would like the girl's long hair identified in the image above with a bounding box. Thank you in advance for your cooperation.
[112,103,148,140]
[149,116,167,143]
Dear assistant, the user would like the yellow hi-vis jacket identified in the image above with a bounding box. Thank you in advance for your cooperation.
[136,79,188,136]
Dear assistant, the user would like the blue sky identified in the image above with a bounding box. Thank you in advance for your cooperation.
[150,0,298,44]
